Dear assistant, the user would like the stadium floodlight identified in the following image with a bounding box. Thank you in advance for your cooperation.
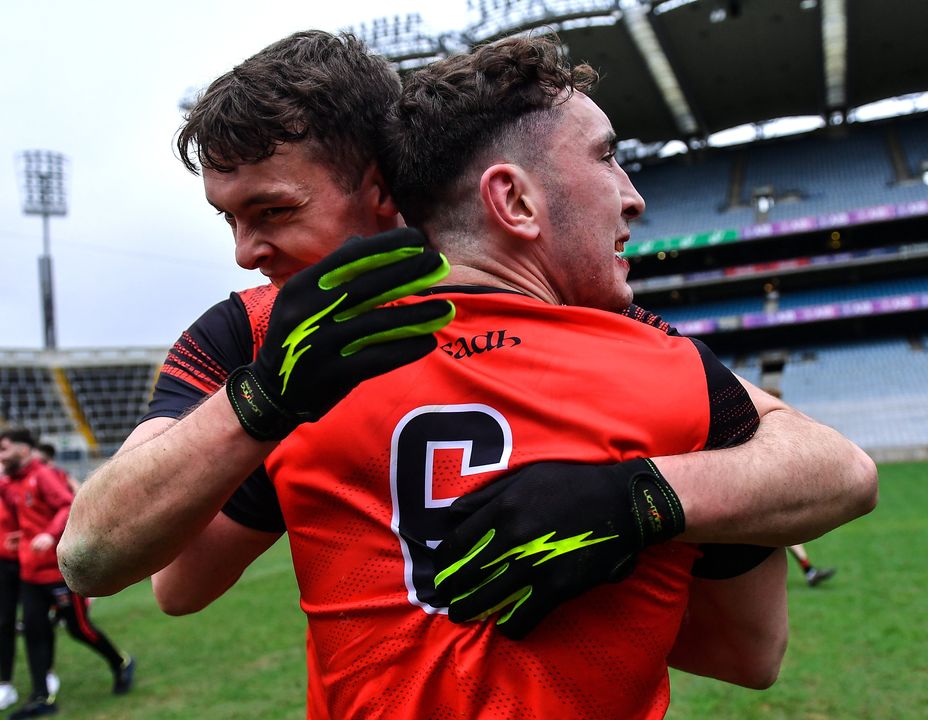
[16,150,70,350]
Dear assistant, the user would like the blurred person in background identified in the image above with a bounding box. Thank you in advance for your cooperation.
[0,429,134,719]
[33,446,79,496]
[0,447,60,714]
[0,468,21,712]
[789,543,837,587]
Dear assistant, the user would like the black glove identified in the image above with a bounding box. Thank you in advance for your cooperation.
[433,458,684,639]
[227,228,455,441]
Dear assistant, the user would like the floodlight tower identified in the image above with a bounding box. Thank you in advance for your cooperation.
[17,150,69,350]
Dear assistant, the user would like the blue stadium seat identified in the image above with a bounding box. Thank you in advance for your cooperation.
[780,338,928,449]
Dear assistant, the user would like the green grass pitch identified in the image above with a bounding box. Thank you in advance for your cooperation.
[11,461,926,719]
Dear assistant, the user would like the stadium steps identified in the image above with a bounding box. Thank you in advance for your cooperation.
[780,339,928,453]
[52,366,99,454]
[65,364,159,456]
[629,119,928,244]
[885,126,916,183]
[726,150,746,211]
[0,365,75,437]
[652,274,928,324]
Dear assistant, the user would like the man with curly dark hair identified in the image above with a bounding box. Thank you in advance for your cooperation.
[369,34,873,715]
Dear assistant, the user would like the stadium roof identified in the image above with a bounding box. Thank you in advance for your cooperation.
[358,0,928,147]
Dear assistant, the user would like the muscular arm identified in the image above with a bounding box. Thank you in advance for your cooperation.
[662,377,878,546]
[668,549,789,688]
[60,230,454,599]
[58,393,277,597]
[433,370,876,640]
[152,512,281,615]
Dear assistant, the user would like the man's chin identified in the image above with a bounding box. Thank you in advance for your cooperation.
[612,287,634,312]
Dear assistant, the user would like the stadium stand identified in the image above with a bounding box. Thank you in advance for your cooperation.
[626,152,756,241]
[64,364,160,457]
[780,338,928,453]
[895,113,928,177]
[0,349,163,477]
[652,275,928,324]
[706,338,928,458]
[0,364,74,437]
[629,121,928,244]
[739,125,894,220]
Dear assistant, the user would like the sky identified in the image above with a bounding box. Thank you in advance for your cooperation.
[0,0,471,350]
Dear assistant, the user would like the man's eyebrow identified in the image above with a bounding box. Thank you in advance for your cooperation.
[602,131,619,152]
[207,191,293,213]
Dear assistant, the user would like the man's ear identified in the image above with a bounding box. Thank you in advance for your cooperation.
[361,163,400,224]
[480,164,541,241]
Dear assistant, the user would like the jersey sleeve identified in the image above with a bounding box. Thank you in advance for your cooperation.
[690,543,776,579]
[688,337,770,578]
[690,337,759,450]
[142,294,254,422]
[142,293,286,535]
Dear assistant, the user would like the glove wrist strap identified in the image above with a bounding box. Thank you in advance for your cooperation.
[625,458,686,544]
[226,366,296,442]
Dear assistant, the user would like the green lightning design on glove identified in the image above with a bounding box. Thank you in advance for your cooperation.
[435,527,620,624]
[278,294,348,395]
[435,527,621,589]
[277,247,453,396]
[485,529,620,567]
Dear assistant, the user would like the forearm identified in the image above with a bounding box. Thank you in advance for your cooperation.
[151,514,280,616]
[658,406,877,545]
[668,549,788,689]
[58,391,276,596]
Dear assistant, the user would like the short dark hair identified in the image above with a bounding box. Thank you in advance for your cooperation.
[177,30,402,191]
[379,34,598,227]
[0,428,36,448]
[37,442,56,459]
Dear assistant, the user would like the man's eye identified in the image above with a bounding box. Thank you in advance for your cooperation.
[216,210,236,226]
[602,150,617,163]
[262,207,291,218]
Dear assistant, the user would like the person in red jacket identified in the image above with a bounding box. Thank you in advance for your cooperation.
[0,482,60,714]
[0,476,21,711]
[32,445,79,496]
[0,429,134,719]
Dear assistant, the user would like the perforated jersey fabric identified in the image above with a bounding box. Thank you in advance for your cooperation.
[146,285,758,719]
[264,290,756,719]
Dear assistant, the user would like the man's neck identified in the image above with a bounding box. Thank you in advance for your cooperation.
[441,262,561,305]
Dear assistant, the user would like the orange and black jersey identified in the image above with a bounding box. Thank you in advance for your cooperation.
[143,285,284,532]
[143,287,690,536]
[147,285,760,719]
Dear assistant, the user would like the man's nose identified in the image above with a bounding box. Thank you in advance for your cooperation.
[234,227,272,270]
[619,169,645,220]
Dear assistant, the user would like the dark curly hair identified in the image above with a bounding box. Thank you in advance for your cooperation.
[0,427,36,448]
[177,30,401,191]
[378,34,598,228]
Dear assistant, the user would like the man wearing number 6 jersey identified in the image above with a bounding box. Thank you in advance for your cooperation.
[60,30,876,719]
